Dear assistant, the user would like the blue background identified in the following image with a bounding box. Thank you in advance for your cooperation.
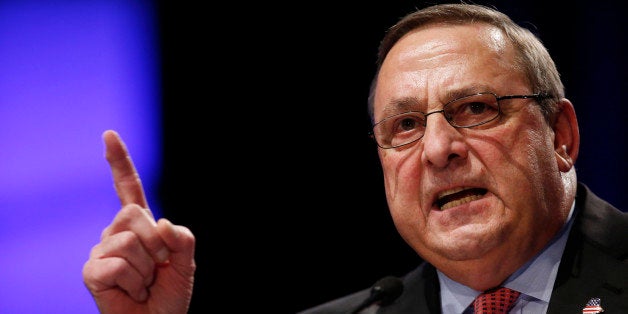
[0,1,160,312]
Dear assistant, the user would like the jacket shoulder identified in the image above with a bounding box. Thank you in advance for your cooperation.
[575,182,628,259]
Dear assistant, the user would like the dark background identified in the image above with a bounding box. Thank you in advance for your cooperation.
[155,1,627,313]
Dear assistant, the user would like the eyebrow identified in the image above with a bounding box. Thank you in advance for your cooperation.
[377,84,496,119]
[380,96,423,118]
[444,85,493,102]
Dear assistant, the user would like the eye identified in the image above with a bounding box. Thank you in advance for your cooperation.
[393,113,425,134]
[399,116,420,131]
[446,94,499,126]
[465,101,491,115]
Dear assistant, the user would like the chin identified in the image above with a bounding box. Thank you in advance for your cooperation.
[427,226,503,261]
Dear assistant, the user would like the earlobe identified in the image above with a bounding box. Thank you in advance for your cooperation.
[555,144,573,172]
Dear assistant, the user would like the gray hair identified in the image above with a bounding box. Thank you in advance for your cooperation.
[367,3,564,124]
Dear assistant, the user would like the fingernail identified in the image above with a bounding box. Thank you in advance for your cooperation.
[156,247,169,263]
[138,289,148,301]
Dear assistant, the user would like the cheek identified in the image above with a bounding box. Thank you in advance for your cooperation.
[482,124,559,216]
[478,115,555,173]
[513,126,558,179]
[379,149,423,201]
[379,150,427,234]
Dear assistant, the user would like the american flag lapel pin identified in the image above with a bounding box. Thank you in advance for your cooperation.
[582,297,604,314]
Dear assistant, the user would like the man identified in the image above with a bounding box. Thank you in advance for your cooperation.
[298,3,627,314]
[82,3,627,314]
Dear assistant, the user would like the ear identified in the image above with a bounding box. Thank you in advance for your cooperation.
[552,98,580,172]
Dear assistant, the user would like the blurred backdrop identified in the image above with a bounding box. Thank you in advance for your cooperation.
[0,0,625,313]
[0,1,161,313]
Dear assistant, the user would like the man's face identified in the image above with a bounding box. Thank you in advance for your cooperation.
[373,24,570,280]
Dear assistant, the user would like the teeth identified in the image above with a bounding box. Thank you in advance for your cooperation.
[438,187,466,198]
[436,187,487,210]
[440,194,483,210]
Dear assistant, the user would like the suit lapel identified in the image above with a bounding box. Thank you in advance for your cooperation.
[380,263,442,314]
[547,183,628,313]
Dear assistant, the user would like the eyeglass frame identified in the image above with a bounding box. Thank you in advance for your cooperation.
[369,92,553,149]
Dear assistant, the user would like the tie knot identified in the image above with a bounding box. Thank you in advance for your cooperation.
[473,287,521,314]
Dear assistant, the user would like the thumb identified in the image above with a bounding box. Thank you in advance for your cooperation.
[156,218,196,270]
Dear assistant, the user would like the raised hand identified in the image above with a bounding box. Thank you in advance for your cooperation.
[83,130,196,314]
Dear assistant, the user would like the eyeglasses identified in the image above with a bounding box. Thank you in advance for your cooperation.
[370,92,551,149]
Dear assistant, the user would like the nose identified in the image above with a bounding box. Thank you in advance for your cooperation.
[420,111,468,168]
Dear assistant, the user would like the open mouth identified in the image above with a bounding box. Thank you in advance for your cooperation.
[436,187,488,210]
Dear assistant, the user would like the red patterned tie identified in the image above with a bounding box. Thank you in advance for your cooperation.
[473,287,521,313]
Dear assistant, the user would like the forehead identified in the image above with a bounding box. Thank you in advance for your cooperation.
[374,23,524,116]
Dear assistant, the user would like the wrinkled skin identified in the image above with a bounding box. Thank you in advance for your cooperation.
[82,130,196,314]
[372,23,580,291]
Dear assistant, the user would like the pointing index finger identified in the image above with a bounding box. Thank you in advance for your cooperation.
[103,130,149,209]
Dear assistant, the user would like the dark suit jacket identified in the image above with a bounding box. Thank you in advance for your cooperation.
[298,183,628,313]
